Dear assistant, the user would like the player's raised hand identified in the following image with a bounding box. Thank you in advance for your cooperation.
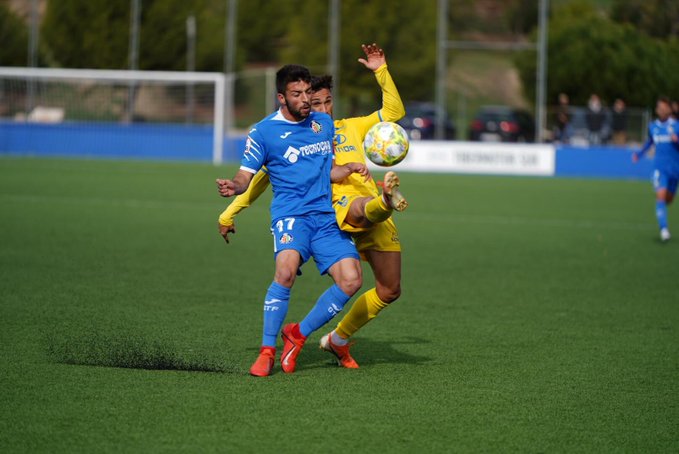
[218,223,236,244]
[216,178,237,197]
[358,43,386,71]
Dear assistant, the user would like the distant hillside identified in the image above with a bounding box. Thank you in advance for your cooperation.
[7,0,46,21]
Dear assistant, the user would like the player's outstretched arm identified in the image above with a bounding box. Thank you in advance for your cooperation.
[358,43,405,123]
[216,169,255,198]
[217,171,271,243]
[633,132,654,163]
[331,162,371,183]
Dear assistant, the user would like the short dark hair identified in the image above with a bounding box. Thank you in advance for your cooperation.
[276,65,311,95]
[311,75,333,92]
[658,96,671,106]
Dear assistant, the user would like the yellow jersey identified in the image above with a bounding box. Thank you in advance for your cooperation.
[219,63,405,227]
[332,64,405,202]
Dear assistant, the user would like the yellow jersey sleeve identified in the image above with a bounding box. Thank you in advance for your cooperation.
[331,65,405,201]
[374,63,406,123]
[339,64,405,139]
[218,170,270,226]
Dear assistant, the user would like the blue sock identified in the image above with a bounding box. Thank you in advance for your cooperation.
[299,284,351,337]
[261,282,290,347]
[656,200,668,230]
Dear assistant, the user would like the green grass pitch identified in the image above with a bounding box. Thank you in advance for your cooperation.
[1,157,677,452]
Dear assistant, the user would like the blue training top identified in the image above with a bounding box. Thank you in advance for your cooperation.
[638,118,679,175]
[239,110,335,220]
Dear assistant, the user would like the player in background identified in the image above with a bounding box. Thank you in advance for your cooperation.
[216,64,370,377]
[218,43,407,368]
[632,96,679,242]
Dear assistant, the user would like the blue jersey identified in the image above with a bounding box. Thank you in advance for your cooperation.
[240,110,335,220]
[640,118,679,175]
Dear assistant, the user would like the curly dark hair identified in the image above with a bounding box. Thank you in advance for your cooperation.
[657,96,672,106]
[311,75,333,92]
[276,65,311,94]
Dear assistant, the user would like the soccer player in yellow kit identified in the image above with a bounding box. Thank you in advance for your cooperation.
[218,43,406,369]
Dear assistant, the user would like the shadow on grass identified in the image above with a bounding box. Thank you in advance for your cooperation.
[46,328,244,374]
[272,335,434,371]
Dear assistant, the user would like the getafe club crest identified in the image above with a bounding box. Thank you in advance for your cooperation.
[311,120,322,134]
[280,233,293,244]
[243,137,254,161]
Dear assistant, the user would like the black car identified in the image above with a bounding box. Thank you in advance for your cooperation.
[398,102,456,140]
[469,106,535,142]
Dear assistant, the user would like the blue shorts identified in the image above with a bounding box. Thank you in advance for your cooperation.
[271,213,359,275]
[653,169,679,195]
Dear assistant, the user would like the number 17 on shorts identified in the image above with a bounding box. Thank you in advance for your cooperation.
[272,217,298,253]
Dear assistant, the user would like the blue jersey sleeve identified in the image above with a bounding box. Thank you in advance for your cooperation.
[671,121,679,151]
[636,123,654,158]
[240,128,267,174]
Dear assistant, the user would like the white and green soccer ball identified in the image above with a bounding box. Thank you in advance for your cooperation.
[363,121,409,167]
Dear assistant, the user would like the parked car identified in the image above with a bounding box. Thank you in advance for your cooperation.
[398,102,456,140]
[469,106,535,142]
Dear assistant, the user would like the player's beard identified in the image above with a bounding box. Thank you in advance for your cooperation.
[285,97,310,122]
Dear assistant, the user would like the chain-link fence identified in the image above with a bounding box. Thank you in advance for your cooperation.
[545,106,651,147]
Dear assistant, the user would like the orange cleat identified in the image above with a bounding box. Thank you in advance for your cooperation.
[319,333,359,369]
[378,171,408,212]
[249,347,276,377]
[280,323,306,373]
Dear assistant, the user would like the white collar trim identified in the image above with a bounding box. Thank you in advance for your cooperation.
[273,109,305,124]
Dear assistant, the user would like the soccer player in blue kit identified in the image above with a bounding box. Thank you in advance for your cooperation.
[633,96,679,242]
[216,65,370,376]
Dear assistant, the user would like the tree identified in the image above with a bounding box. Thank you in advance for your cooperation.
[41,0,130,69]
[40,0,296,72]
[0,2,30,66]
[237,0,293,66]
[506,0,538,35]
[283,0,437,117]
[611,0,679,39]
[139,0,208,71]
[515,2,679,108]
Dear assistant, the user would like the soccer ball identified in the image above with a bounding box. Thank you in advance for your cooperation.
[363,122,409,167]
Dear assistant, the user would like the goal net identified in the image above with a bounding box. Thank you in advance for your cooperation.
[0,67,226,163]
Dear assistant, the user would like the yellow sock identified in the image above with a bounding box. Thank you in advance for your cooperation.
[335,288,388,339]
[364,196,392,224]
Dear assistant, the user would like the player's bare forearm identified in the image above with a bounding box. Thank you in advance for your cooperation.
[216,170,254,198]
[331,162,371,183]
[218,171,270,224]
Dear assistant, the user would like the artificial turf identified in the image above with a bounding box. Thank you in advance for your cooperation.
[0,156,677,452]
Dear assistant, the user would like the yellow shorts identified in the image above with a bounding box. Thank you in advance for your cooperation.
[333,194,401,260]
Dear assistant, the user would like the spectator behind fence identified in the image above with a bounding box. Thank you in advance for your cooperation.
[554,92,571,143]
[611,98,628,145]
[586,94,607,145]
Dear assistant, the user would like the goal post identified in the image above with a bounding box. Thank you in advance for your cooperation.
[0,67,227,164]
